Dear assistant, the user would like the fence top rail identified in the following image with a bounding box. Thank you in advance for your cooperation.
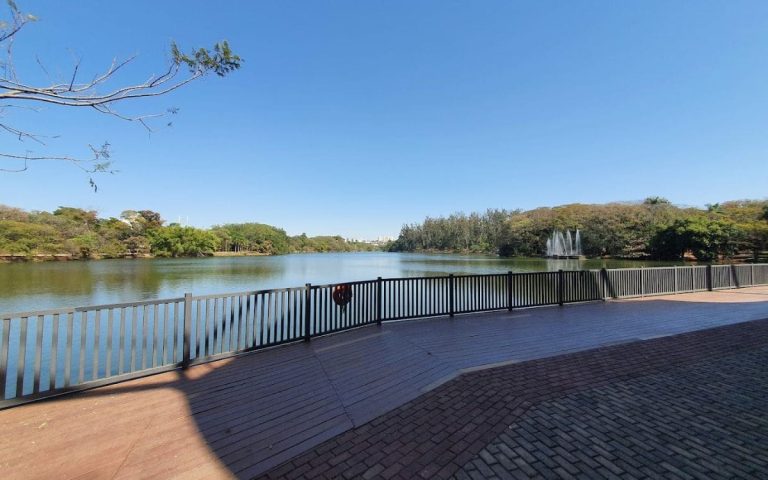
[511,271,560,276]
[1,307,75,320]
[75,298,186,311]
[191,278,381,299]
[606,266,677,271]
[382,272,570,282]
[601,263,768,273]
[0,297,187,320]
[453,273,509,279]
[310,279,379,289]
[380,275,451,282]
[191,286,306,301]
[381,273,517,282]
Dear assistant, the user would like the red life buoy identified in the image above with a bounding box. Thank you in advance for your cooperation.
[332,284,353,307]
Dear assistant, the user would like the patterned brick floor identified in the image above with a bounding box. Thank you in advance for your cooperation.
[260,318,768,479]
[455,347,768,480]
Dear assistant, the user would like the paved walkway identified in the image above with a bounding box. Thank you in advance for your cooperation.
[263,318,768,479]
[457,344,768,480]
[0,287,766,479]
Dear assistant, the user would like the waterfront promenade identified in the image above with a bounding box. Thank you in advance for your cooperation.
[1,287,767,479]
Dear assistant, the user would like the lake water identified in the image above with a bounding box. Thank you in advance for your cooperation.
[0,252,683,314]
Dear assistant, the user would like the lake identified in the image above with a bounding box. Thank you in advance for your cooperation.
[0,252,684,314]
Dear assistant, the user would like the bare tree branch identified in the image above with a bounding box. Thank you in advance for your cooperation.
[0,121,46,143]
[0,102,40,111]
[0,1,241,189]
[90,104,164,132]
[0,142,113,172]
[67,57,80,91]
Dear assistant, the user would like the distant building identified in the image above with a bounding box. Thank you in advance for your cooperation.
[347,236,394,246]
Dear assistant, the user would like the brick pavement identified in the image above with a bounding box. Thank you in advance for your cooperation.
[260,318,768,479]
[455,346,768,480]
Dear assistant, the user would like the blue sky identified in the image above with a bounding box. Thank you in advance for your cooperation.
[1,1,767,239]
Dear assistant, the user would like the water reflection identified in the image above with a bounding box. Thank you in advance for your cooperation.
[0,262,97,297]
[0,253,685,314]
[545,259,583,271]
[399,254,684,274]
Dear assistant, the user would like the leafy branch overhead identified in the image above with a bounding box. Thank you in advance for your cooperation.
[171,41,242,77]
[0,1,242,185]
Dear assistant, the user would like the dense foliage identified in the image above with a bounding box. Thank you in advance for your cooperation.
[0,206,377,259]
[210,223,377,255]
[390,198,768,262]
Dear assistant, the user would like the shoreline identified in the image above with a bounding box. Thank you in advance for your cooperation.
[0,250,758,264]
[211,251,270,257]
[388,249,762,264]
[0,250,381,263]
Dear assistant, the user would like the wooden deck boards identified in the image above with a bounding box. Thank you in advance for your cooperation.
[1,287,767,479]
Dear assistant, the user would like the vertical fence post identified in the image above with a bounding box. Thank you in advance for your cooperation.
[706,264,713,291]
[640,267,645,297]
[0,318,8,400]
[182,293,192,368]
[558,269,564,306]
[304,283,312,342]
[692,266,697,291]
[674,266,678,293]
[600,268,608,300]
[449,274,455,317]
[376,277,383,325]
[751,264,755,287]
[0,318,8,401]
[507,271,513,311]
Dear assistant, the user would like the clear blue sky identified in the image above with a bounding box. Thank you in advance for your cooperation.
[2,1,767,239]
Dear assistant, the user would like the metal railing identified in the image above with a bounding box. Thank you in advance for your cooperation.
[1,263,767,408]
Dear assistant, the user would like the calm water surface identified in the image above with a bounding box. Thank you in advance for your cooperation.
[0,253,683,314]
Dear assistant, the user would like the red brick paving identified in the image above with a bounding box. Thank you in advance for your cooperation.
[261,318,768,479]
[456,344,768,479]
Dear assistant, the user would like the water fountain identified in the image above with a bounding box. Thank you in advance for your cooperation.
[545,229,583,258]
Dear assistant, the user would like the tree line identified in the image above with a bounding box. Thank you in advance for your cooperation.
[0,206,378,259]
[389,198,768,262]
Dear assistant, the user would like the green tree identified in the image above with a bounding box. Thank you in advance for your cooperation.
[390,200,751,260]
[148,225,219,258]
[211,223,291,255]
[643,196,671,205]
[68,232,100,258]
[649,217,739,261]
[0,220,60,254]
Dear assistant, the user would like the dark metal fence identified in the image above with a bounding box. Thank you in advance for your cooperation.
[2,263,767,408]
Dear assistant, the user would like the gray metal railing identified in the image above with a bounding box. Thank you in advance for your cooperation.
[1,263,767,408]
